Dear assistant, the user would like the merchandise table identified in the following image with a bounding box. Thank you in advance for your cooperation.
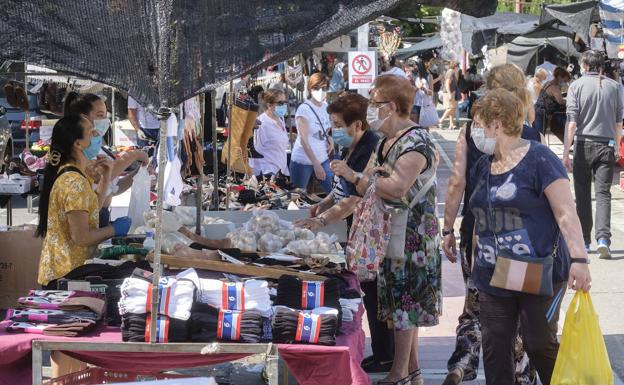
[0,306,367,385]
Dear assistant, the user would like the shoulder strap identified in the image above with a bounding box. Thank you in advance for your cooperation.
[58,166,86,179]
[304,102,329,140]
[407,174,436,209]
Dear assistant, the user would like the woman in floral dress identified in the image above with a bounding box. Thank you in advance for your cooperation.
[334,74,442,385]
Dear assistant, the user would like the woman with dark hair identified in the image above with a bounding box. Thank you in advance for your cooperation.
[534,67,570,141]
[64,92,149,226]
[37,115,132,288]
[290,73,334,192]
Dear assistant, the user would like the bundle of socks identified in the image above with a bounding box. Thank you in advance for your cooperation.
[6,309,99,324]
[18,290,105,317]
[189,302,264,343]
[271,306,338,346]
[338,298,362,323]
[273,275,342,325]
[121,313,189,342]
[196,279,271,317]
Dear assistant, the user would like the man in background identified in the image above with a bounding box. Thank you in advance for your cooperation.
[127,96,160,147]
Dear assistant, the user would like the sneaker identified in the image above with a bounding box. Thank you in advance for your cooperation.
[597,238,612,259]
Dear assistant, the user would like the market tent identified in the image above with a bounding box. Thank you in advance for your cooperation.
[539,0,600,44]
[505,26,580,72]
[0,0,497,108]
[396,36,442,60]
[461,12,538,54]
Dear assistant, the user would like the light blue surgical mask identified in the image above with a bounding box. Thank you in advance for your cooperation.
[274,104,288,117]
[93,118,111,136]
[332,127,354,148]
[83,135,102,160]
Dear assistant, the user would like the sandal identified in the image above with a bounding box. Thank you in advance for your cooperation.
[408,368,424,385]
[376,373,413,385]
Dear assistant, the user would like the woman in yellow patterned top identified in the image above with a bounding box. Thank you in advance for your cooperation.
[36,115,132,287]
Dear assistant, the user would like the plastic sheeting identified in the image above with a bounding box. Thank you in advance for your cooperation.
[539,0,600,44]
[460,12,538,54]
[396,36,443,60]
[506,27,580,73]
[0,0,497,108]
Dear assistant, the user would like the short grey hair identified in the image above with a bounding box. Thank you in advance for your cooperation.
[580,50,605,73]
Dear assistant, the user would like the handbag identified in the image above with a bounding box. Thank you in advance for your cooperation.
[486,168,556,296]
[418,96,439,127]
[346,182,391,282]
[385,174,436,261]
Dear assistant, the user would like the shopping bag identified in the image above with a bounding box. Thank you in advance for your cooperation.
[418,96,439,128]
[127,166,151,232]
[345,183,391,281]
[551,291,613,385]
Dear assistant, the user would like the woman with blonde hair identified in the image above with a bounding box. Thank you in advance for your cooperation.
[290,73,334,192]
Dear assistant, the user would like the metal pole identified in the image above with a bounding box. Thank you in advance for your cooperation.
[149,109,170,343]
[224,80,234,210]
[196,94,205,234]
[211,90,219,211]
[24,74,30,150]
[111,87,116,145]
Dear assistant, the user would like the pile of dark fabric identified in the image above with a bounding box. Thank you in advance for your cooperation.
[189,302,264,343]
[272,306,338,346]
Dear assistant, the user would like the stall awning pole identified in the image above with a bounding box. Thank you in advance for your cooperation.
[211,90,219,211]
[196,93,205,234]
[149,108,171,343]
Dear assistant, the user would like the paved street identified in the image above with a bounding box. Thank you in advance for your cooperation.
[2,128,623,384]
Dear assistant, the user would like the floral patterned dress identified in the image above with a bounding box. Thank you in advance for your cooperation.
[375,128,442,331]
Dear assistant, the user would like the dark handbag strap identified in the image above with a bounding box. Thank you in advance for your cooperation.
[303,102,329,143]
[58,165,86,179]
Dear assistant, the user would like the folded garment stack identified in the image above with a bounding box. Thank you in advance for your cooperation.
[274,275,342,326]
[272,306,338,346]
[121,313,189,342]
[189,302,264,343]
[5,290,105,337]
[196,278,271,317]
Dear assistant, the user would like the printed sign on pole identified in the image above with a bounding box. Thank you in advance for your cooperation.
[348,51,376,89]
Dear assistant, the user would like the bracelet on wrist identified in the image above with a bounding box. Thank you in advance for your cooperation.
[318,216,327,226]
[442,229,454,236]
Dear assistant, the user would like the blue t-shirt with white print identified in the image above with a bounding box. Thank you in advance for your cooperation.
[468,141,571,296]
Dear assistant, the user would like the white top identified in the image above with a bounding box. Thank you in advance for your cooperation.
[536,61,557,82]
[127,96,160,129]
[413,77,429,107]
[382,66,409,79]
[291,100,331,165]
[250,112,290,175]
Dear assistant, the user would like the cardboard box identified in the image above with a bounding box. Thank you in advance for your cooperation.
[0,176,34,194]
[0,228,43,309]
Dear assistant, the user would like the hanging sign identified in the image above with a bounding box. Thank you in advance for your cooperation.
[348,51,376,89]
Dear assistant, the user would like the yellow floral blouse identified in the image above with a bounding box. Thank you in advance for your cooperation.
[38,165,98,285]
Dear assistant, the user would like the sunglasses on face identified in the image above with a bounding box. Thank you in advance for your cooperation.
[311,86,329,91]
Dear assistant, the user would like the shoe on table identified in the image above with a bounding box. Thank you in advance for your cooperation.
[597,238,612,259]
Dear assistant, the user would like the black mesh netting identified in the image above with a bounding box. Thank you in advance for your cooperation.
[0,0,496,108]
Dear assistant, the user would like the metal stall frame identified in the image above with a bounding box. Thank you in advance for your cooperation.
[31,340,280,385]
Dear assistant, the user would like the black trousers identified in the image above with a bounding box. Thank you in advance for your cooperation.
[361,278,394,362]
[573,140,615,244]
[479,283,565,385]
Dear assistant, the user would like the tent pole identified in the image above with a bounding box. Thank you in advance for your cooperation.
[225,80,234,210]
[149,109,170,343]
[110,88,116,145]
[196,94,205,234]
[211,90,219,211]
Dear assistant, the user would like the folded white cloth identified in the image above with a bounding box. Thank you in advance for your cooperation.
[197,279,271,317]
[118,276,195,321]
[273,305,339,317]
[338,298,361,323]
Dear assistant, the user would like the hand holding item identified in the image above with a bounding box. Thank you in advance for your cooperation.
[133,150,150,166]
[294,218,323,231]
[111,216,132,237]
[568,262,592,292]
[442,232,458,263]
[94,155,114,181]
[329,160,354,182]
[309,204,320,218]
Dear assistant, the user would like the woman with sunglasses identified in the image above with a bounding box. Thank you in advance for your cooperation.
[290,73,334,193]
[251,88,290,177]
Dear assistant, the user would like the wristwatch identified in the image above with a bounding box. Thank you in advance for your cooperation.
[442,229,454,236]
[353,172,363,185]
[570,258,590,264]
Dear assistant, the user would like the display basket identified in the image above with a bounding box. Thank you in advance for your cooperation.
[44,367,189,385]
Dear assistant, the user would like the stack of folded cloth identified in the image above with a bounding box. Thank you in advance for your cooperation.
[119,268,196,342]
[338,298,362,323]
[189,302,264,343]
[196,278,271,316]
[271,305,338,346]
[5,290,105,336]
[274,275,342,325]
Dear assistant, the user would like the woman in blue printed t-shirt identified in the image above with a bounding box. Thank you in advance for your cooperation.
[468,89,591,385]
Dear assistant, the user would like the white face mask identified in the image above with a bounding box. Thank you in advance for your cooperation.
[367,104,389,132]
[311,89,326,103]
[471,126,496,155]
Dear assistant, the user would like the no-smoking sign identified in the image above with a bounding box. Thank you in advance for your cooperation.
[348,51,376,89]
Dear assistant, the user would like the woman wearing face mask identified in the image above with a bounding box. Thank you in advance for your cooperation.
[36,115,132,289]
[290,73,334,193]
[468,89,590,385]
[64,92,149,226]
[534,67,570,141]
[333,75,441,385]
[249,89,290,177]
[440,63,544,385]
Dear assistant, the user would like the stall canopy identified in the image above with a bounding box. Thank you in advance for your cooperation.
[461,12,538,54]
[0,0,497,108]
[539,0,600,44]
[396,36,443,60]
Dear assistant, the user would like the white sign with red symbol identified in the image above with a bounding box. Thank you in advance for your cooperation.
[348,51,376,89]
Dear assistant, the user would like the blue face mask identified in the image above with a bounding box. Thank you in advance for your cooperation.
[83,135,102,160]
[332,127,353,148]
[93,118,111,136]
[274,104,287,117]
